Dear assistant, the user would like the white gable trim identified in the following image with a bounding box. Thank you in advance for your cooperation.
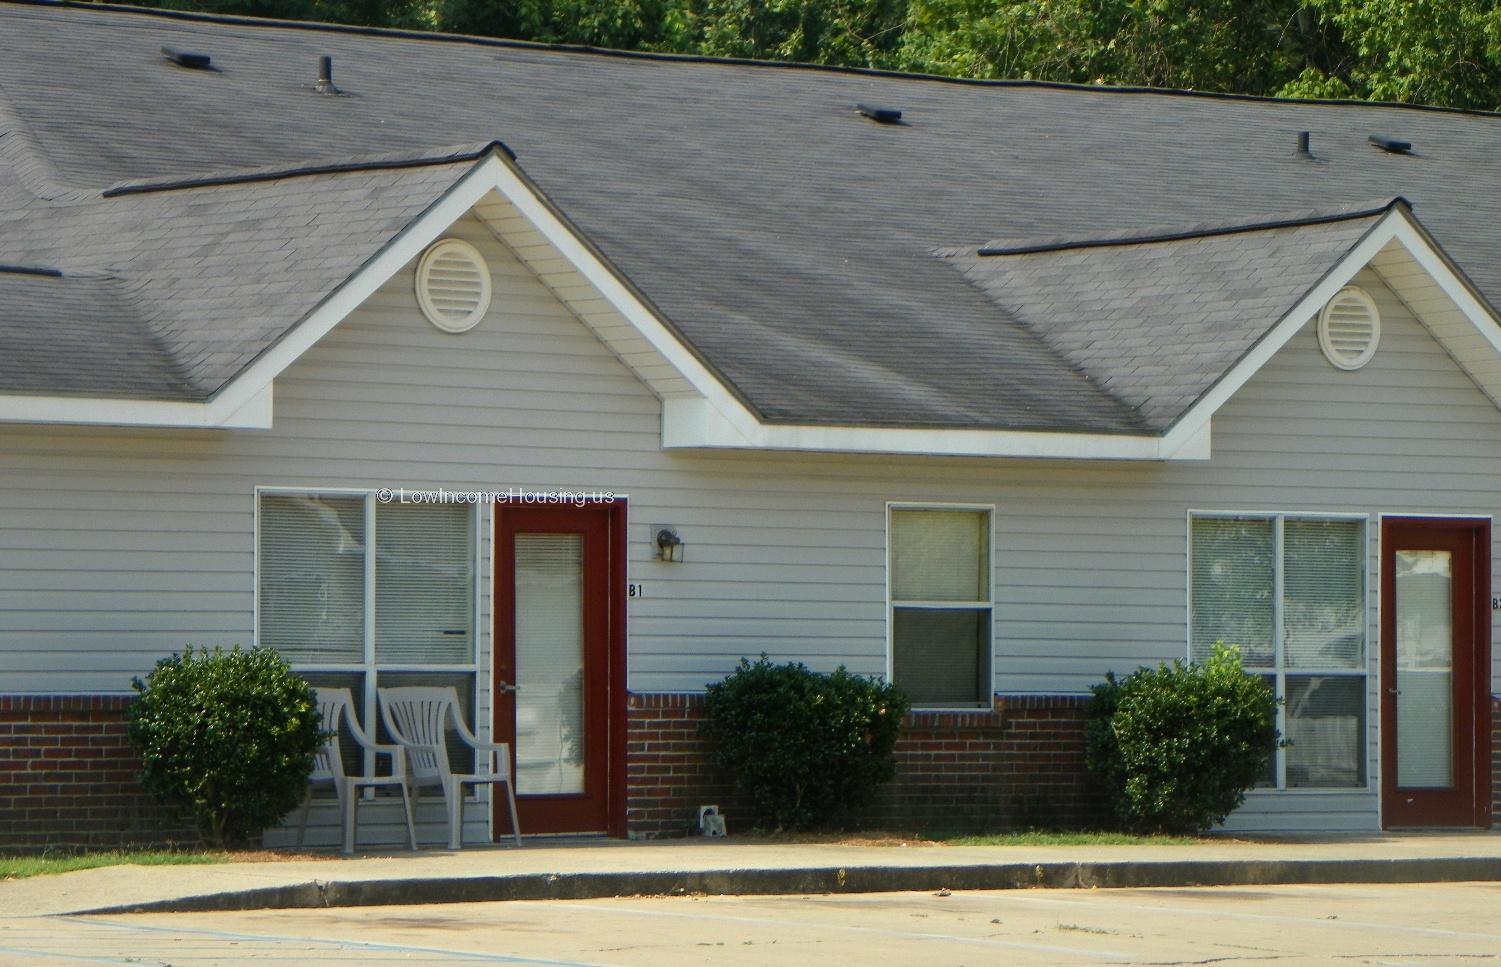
[1158,206,1501,457]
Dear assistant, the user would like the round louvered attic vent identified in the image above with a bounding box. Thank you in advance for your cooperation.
[415,239,491,333]
[1317,286,1380,370]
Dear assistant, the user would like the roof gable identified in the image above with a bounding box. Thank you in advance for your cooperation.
[946,203,1395,432]
[6,3,1501,454]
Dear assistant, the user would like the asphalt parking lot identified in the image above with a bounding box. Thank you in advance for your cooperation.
[2,882,1499,966]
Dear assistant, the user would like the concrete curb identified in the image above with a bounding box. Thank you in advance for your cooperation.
[75,856,1501,915]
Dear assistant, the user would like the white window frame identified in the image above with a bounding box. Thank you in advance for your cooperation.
[1186,509,1372,792]
[885,502,996,711]
[253,486,485,776]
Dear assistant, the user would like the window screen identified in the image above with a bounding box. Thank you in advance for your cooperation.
[890,508,991,707]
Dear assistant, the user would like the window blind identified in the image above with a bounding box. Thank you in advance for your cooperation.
[1190,517,1274,667]
[258,494,366,664]
[1284,520,1364,669]
[374,503,474,665]
[890,509,987,601]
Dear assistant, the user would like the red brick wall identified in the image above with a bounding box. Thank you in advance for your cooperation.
[625,692,1108,837]
[0,696,198,852]
[1491,695,1499,830]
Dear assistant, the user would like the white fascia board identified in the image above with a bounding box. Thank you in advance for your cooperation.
[0,383,272,429]
[1158,208,1407,457]
[1385,219,1501,358]
[662,396,1205,460]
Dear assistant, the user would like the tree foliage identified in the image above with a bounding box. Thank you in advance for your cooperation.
[124,0,1501,110]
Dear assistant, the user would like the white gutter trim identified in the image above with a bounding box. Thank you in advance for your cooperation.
[0,383,272,429]
[661,397,1208,460]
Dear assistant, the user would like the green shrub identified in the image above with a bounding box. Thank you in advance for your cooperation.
[128,645,325,847]
[701,656,910,831]
[1084,644,1281,834]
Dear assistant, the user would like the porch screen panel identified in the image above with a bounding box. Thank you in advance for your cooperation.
[1284,520,1364,669]
[258,494,366,664]
[374,503,474,665]
[513,534,586,795]
[1190,518,1274,667]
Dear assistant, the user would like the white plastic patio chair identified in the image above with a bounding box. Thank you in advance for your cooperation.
[377,685,522,849]
[295,687,417,855]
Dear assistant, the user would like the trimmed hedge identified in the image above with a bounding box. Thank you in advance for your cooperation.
[701,657,909,831]
[1084,644,1281,834]
[128,645,325,847]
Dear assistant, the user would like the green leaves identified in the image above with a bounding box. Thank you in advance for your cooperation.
[132,0,1501,109]
[1085,643,1281,834]
[128,645,325,848]
[701,656,910,831]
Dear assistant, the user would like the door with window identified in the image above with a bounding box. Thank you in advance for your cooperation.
[1380,518,1491,827]
[493,502,624,836]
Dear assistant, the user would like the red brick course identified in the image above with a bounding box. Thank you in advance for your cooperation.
[1491,695,1500,829]
[0,695,198,852]
[625,692,1109,837]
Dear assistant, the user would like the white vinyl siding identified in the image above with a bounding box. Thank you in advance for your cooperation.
[1189,513,1369,791]
[0,203,1494,834]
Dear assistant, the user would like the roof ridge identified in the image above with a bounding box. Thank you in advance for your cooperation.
[977,199,1405,257]
[0,262,62,277]
[16,0,1501,121]
[100,140,510,197]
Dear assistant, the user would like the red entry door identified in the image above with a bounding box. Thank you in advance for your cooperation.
[494,502,624,836]
[1380,518,1491,827]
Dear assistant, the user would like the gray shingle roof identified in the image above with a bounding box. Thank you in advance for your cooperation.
[3,1,1501,430]
[0,138,485,398]
[947,203,1394,430]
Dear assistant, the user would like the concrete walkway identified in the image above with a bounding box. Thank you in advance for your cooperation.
[4,831,1499,917]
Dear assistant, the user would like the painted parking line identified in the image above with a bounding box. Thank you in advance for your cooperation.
[517,900,1132,961]
[0,916,612,967]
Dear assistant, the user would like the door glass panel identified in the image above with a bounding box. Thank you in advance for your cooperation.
[514,534,586,795]
[1394,549,1453,788]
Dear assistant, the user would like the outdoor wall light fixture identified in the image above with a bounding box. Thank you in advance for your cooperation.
[654,527,684,563]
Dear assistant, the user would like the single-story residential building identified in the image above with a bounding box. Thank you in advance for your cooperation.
[0,0,1496,849]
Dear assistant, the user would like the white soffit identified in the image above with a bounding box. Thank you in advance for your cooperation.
[1365,234,1501,412]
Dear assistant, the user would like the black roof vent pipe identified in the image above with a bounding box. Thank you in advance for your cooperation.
[1296,131,1313,158]
[315,55,341,95]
